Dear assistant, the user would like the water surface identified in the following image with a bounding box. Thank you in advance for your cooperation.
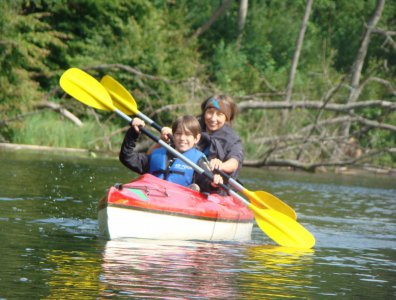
[0,150,395,299]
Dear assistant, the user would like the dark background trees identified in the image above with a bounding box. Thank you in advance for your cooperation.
[1,0,395,171]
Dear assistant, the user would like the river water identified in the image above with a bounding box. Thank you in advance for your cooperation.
[0,150,395,299]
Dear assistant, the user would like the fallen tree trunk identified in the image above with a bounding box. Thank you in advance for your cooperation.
[244,148,396,172]
[36,101,83,127]
[1,101,83,127]
[238,99,396,112]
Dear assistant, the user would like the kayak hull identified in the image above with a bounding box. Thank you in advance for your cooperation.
[98,174,254,241]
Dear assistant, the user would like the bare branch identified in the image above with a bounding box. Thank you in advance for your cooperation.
[372,27,396,50]
[372,28,396,36]
[244,148,395,172]
[194,0,233,37]
[361,77,396,96]
[1,111,42,127]
[150,103,200,117]
[87,64,183,84]
[254,115,396,150]
[1,101,83,127]
[296,75,348,160]
[238,99,396,112]
[36,101,83,126]
[349,114,396,132]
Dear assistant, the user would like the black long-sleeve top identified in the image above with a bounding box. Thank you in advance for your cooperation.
[119,127,221,194]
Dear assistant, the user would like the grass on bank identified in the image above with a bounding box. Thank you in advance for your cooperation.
[12,111,123,152]
[8,109,395,169]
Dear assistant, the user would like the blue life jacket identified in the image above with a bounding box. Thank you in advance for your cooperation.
[149,147,204,186]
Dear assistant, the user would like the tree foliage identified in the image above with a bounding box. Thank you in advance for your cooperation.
[0,0,395,170]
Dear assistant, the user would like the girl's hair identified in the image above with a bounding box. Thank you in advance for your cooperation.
[172,115,201,137]
[200,95,238,123]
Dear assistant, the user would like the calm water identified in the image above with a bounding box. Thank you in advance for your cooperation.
[0,150,395,299]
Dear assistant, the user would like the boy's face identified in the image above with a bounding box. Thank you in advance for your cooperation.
[173,129,200,153]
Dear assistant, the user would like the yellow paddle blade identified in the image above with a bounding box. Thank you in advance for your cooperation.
[246,190,297,220]
[249,204,315,249]
[100,75,138,115]
[60,68,114,111]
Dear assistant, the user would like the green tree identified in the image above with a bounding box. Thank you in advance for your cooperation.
[0,0,67,115]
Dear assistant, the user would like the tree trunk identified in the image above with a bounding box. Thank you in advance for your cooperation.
[282,0,313,124]
[342,0,385,136]
[238,0,249,33]
[236,0,249,49]
[284,0,313,103]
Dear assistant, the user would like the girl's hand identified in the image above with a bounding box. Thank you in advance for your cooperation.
[131,118,145,133]
[211,174,224,187]
[209,158,223,171]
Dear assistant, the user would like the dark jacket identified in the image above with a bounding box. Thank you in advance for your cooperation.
[197,122,244,178]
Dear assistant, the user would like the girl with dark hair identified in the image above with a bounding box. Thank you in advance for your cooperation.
[197,95,243,178]
[160,95,243,194]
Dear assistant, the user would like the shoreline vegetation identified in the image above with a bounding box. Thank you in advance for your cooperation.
[2,142,395,177]
[1,1,395,173]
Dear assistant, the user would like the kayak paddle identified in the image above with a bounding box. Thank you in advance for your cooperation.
[100,75,163,132]
[216,169,297,220]
[59,67,315,249]
[100,73,297,220]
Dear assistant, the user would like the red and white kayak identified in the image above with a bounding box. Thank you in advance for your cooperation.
[98,174,254,241]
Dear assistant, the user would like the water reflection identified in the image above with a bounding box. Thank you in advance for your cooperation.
[99,239,316,299]
[44,249,103,299]
[239,245,315,299]
[100,239,240,298]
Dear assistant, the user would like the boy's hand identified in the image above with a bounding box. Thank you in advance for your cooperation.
[161,126,172,143]
[131,118,145,133]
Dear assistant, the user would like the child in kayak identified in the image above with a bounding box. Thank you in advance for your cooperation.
[119,115,223,192]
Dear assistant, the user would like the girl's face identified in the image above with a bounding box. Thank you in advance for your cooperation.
[204,108,227,133]
[173,129,200,153]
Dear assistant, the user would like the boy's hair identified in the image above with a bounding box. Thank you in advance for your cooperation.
[200,95,238,123]
[172,115,201,137]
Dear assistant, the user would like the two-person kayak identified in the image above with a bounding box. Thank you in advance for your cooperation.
[98,174,254,241]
